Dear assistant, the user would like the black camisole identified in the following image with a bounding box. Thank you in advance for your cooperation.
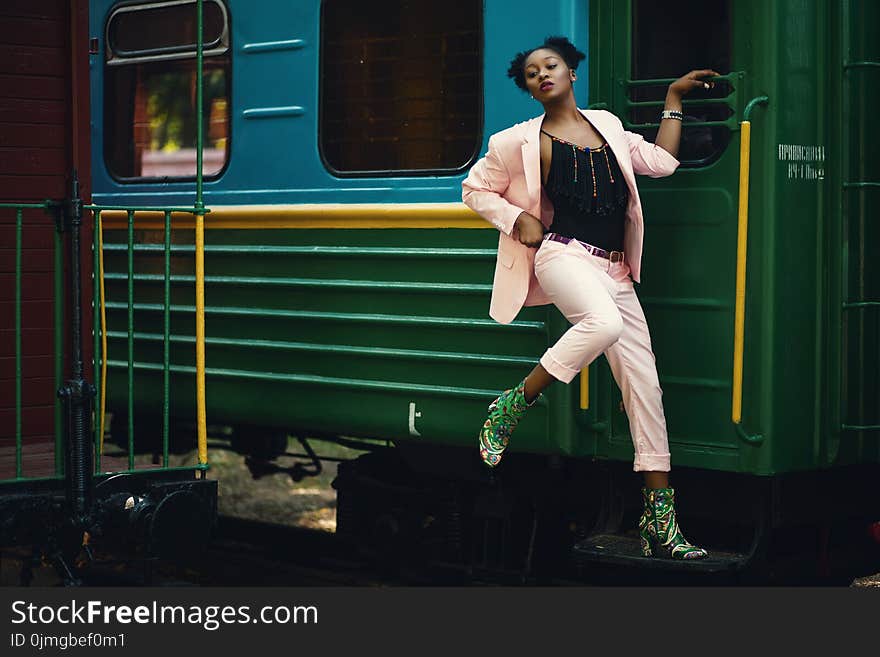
[542,130,629,252]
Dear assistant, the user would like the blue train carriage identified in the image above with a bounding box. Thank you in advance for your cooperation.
[90,0,879,580]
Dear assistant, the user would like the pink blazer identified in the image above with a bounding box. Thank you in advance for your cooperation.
[462,108,680,325]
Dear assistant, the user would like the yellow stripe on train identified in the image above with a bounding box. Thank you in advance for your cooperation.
[99,202,491,229]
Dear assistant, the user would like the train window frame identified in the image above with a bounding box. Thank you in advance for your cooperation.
[317,0,484,178]
[103,0,232,183]
[627,0,732,168]
[106,0,230,66]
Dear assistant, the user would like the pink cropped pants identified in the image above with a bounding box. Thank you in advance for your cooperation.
[533,238,671,472]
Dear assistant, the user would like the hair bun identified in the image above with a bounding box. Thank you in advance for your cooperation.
[543,36,586,67]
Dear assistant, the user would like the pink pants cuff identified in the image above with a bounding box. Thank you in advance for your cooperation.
[633,453,670,472]
[539,351,580,384]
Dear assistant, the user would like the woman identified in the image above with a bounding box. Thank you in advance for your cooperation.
[461,36,719,560]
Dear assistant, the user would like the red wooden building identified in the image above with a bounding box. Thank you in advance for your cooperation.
[0,0,91,478]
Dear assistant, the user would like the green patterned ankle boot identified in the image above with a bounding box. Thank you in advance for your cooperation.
[478,379,536,468]
[638,487,708,560]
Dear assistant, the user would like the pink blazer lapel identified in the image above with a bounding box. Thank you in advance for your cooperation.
[579,108,615,144]
[520,115,543,210]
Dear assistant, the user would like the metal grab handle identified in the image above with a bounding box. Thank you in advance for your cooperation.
[580,367,589,409]
[732,96,768,445]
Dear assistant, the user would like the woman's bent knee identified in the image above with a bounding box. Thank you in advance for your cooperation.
[567,310,623,353]
[594,312,624,348]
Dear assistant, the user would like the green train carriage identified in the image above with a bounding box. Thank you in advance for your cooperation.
[88,0,878,578]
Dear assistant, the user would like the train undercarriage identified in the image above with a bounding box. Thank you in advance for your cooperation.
[332,442,880,585]
[0,471,217,586]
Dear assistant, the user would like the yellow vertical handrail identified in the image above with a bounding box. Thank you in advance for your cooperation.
[579,367,589,409]
[732,96,768,444]
[196,211,207,467]
[732,120,751,424]
[195,0,208,469]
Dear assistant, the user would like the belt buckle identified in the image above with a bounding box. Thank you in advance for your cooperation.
[609,250,624,264]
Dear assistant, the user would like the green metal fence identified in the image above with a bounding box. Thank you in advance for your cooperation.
[0,202,64,480]
[88,205,209,475]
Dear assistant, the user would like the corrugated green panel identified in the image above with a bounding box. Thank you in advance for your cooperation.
[100,228,563,455]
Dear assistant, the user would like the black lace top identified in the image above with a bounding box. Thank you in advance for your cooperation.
[542,131,629,252]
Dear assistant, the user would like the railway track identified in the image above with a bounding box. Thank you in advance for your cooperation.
[1,517,451,587]
[207,516,543,586]
[202,516,411,586]
[3,514,877,587]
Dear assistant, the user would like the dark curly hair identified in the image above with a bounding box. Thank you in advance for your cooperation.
[507,36,586,92]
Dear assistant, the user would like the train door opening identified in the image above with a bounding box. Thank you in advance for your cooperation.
[585,0,747,472]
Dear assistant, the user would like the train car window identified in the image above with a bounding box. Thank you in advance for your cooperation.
[629,0,732,167]
[320,0,482,175]
[104,0,230,181]
[107,1,227,60]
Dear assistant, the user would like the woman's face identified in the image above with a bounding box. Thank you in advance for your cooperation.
[523,48,574,101]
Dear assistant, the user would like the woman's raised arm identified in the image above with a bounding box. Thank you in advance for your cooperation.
[653,68,720,158]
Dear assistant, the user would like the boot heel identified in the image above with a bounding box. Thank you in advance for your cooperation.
[639,534,653,558]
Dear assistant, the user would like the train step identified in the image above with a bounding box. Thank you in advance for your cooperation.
[570,532,748,574]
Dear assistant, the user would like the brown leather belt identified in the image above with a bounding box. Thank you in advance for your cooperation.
[543,233,625,263]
